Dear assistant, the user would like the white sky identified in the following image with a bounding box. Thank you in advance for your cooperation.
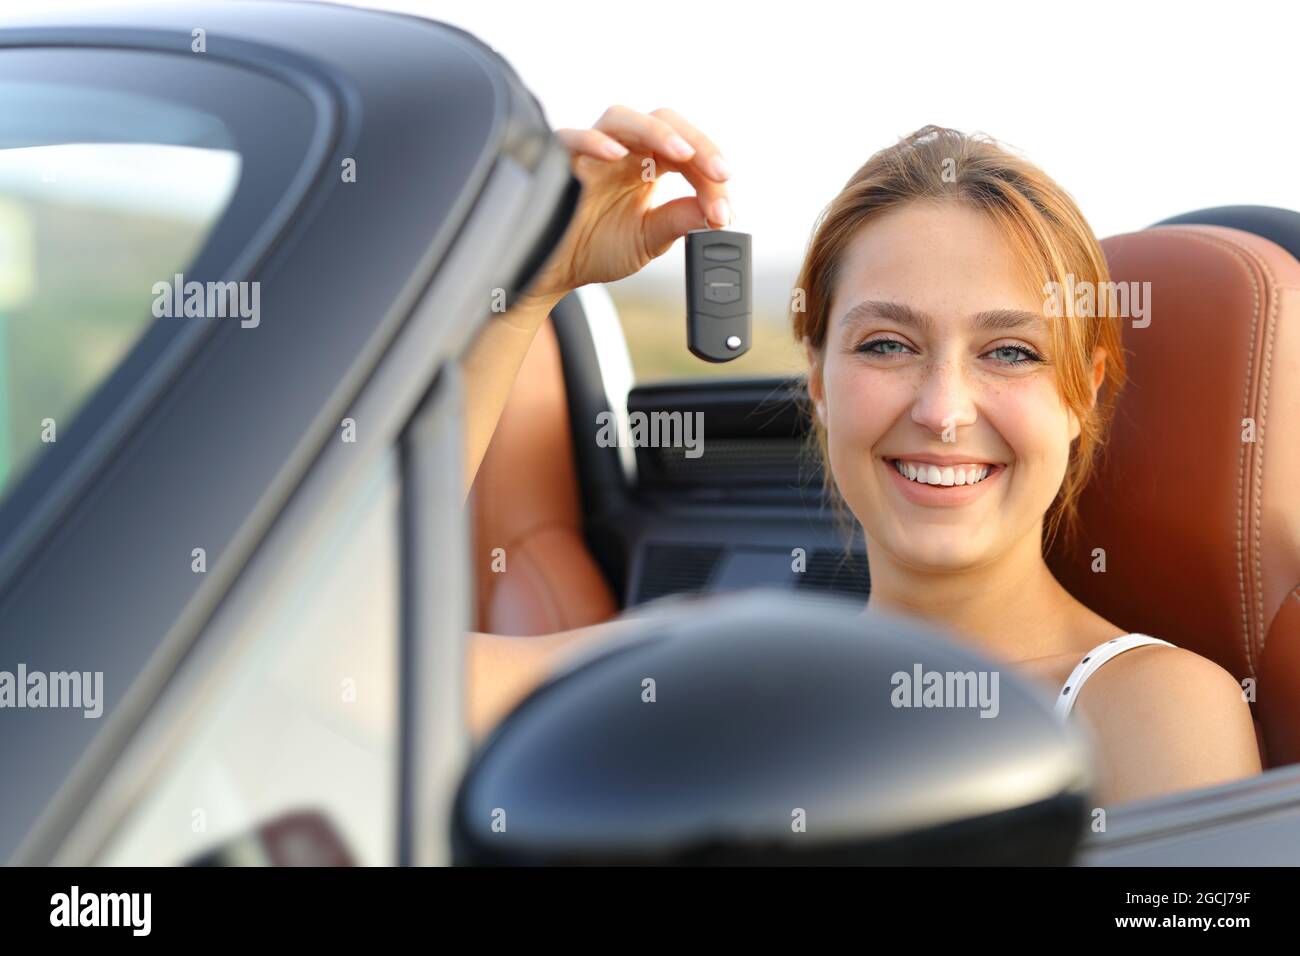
[7,0,1295,297]
[334,0,1300,298]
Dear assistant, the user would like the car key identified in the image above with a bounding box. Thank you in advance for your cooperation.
[686,228,751,362]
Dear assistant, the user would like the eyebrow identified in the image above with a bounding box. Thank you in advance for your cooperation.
[839,300,1042,335]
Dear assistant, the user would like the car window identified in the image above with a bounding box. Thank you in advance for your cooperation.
[97,450,401,866]
[0,79,241,504]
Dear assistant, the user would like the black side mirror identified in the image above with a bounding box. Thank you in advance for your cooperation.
[452,591,1094,865]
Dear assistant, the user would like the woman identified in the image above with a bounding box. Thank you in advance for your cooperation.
[463,107,1262,806]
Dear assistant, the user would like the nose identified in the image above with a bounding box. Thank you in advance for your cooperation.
[910,357,977,440]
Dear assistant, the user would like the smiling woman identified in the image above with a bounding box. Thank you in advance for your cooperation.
[796,128,1124,553]
[792,126,1262,805]
[457,113,1264,806]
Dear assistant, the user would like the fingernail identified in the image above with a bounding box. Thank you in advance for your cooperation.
[711,198,732,227]
[710,155,731,180]
[602,140,629,159]
[667,134,694,159]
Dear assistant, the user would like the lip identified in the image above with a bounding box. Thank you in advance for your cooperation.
[881,456,1006,508]
[882,452,1002,467]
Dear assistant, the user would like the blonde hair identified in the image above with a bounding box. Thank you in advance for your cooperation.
[792,125,1126,551]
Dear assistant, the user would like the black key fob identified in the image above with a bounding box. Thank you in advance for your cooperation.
[685,228,751,362]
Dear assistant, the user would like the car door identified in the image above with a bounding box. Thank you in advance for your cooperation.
[0,1,576,866]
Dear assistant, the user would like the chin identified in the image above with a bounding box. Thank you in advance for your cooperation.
[871,521,993,573]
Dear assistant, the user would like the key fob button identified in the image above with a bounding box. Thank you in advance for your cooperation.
[704,266,741,303]
[703,243,741,261]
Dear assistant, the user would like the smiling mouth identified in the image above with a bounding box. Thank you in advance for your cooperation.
[885,458,1004,487]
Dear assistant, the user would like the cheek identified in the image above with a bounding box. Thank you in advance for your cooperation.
[819,361,913,516]
[821,360,907,449]
[990,382,1075,483]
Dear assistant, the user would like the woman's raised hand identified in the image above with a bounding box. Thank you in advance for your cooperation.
[520,105,733,304]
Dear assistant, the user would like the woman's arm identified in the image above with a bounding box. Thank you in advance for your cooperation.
[458,107,734,731]
[1076,645,1262,805]
[459,105,733,496]
[460,289,565,497]
[467,617,647,739]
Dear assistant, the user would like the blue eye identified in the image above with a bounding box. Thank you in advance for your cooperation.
[985,345,1044,365]
[857,338,912,356]
[855,338,1045,365]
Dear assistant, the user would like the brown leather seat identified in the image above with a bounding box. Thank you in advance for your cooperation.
[1047,224,1300,769]
[469,316,618,635]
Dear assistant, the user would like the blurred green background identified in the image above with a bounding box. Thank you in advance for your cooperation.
[607,281,806,383]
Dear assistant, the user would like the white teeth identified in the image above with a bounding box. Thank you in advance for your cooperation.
[892,459,994,486]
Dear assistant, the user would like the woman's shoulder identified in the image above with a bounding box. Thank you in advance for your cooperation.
[1060,607,1236,704]
[1072,638,1261,803]
[1074,637,1254,751]
[1057,608,1244,718]
[1083,638,1240,702]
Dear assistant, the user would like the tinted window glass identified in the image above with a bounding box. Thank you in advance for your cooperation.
[0,80,241,502]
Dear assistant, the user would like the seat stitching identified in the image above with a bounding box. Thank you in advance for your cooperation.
[1216,237,1281,662]
[1207,237,1278,660]
[1144,228,1267,674]
[1256,267,1278,654]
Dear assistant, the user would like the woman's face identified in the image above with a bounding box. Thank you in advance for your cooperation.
[810,200,1097,572]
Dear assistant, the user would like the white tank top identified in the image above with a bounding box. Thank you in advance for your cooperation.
[1055,633,1176,720]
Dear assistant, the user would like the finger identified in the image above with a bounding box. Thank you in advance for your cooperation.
[642,195,710,259]
[589,106,732,223]
[554,127,630,161]
[649,107,731,182]
[592,104,698,164]
[653,154,733,229]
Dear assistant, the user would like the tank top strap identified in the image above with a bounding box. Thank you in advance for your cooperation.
[1055,633,1177,720]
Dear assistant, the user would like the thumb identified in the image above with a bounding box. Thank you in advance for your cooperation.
[642,195,711,260]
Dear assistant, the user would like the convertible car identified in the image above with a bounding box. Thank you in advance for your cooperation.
[0,1,1295,867]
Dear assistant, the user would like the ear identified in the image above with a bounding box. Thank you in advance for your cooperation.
[1068,347,1107,442]
[803,337,826,423]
